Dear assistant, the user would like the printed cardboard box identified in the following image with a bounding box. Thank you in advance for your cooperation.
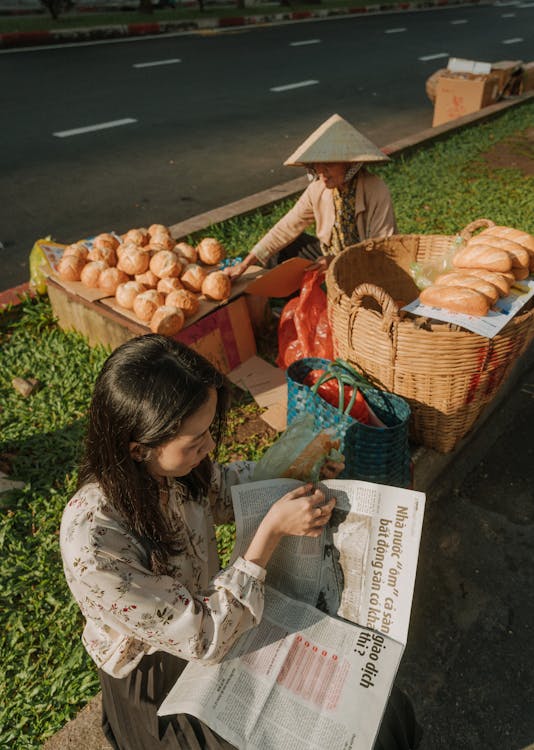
[432,73,500,127]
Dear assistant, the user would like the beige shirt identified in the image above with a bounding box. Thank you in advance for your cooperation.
[60,461,265,678]
[251,170,397,265]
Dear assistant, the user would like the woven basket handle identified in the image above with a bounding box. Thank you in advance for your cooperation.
[459,218,496,242]
[310,361,367,416]
[350,283,401,326]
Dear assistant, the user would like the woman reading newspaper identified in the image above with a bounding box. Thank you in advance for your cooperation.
[60,335,421,750]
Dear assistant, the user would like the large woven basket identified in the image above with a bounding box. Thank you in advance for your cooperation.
[326,220,534,453]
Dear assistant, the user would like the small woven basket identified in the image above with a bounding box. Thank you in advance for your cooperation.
[326,219,534,453]
[286,357,412,487]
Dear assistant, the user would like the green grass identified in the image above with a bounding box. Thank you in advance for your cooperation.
[1,99,533,748]
[0,0,404,33]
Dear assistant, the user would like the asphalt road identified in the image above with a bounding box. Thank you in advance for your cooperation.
[2,2,533,289]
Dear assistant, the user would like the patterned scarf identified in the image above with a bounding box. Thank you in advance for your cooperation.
[328,167,362,257]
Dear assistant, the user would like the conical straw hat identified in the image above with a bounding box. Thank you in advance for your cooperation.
[284,114,389,166]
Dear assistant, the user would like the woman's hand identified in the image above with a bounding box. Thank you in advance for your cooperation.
[243,484,336,569]
[222,253,257,280]
[266,484,336,538]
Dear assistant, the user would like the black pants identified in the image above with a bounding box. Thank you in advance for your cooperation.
[100,651,422,750]
[270,233,323,267]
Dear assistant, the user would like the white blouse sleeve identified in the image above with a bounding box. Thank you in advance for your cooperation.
[63,512,265,668]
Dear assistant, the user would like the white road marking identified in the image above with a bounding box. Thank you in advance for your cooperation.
[418,52,449,61]
[502,37,524,43]
[385,27,406,33]
[501,11,516,15]
[270,80,319,92]
[289,39,321,46]
[133,58,181,68]
[53,118,137,138]
[518,2,534,6]
[450,18,468,23]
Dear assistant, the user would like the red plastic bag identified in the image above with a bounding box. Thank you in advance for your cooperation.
[276,269,334,369]
[302,368,371,424]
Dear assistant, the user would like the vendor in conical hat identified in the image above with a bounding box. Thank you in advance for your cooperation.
[225,114,396,279]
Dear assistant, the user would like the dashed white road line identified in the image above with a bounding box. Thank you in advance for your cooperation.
[384,27,406,33]
[270,80,319,92]
[289,39,321,46]
[133,58,181,68]
[501,11,517,15]
[450,18,468,23]
[502,37,524,43]
[418,52,449,61]
[53,118,137,138]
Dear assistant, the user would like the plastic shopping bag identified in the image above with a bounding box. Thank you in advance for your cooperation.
[276,269,334,369]
[252,414,342,484]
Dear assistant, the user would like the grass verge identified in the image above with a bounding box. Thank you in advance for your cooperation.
[0,99,533,748]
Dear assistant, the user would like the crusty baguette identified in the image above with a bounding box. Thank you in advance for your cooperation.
[458,268,511,297]
[453,244,513,273]
[420,285,490,316]
[480,226,534,252]
[468,235,530,269]
[513,266,530,281]
[434,272,500,304]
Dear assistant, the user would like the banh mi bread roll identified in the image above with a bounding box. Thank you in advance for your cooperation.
[122,228,149,246]
[149,305,185,336]
[57,253,86,282]
[63,242,89,261]
[92,232,120,251]
[175,242,198,264]
[165,289,200,318]
[157,277,184,295]
[133,290,165,321]
[419,285,490,316]
[434,272,500,304]
[115,281,147,310]
[453,244,512,273]
[479,226,534,252]
[181,263,209,292]
[500,270,515,284]
[117,245,150,276]
[467,235,529,269]
[513,267,530,281]
[135,269,159,288]
[87,243,118,267]
[457,268,511,297]
[201,271,232,301]
[197,237,226,266]
[98,267,129,296]
[149,250,183,279]
[80,260,108,288]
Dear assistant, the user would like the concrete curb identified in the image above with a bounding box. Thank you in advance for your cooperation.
[0,0,486,48]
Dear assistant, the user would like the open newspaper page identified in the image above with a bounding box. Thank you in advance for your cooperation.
[158,478,425,749]
[158,585,404,750]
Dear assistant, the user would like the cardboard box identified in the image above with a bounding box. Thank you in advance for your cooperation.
[491,60,523,96]
[47,277,257,374]
[432,73,500,127]
[520,61,534,93]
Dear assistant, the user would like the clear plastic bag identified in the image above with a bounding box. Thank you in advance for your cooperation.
[410,236,463,290]
[252,414,342,483]
[28,237,53,295]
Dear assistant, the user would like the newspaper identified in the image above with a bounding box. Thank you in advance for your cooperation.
[158,478,425,750]
[402,276,534,338]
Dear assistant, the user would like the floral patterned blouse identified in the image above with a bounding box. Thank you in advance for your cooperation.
[60,461,265,679]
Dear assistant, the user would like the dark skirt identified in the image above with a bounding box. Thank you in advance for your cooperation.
[270,233,323,266]
[99,651,422,750]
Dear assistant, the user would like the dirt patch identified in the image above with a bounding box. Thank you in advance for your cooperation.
[480,126,534,176]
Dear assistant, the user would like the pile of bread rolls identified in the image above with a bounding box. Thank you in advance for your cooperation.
[419,224,534,317]
[56,225,232,336]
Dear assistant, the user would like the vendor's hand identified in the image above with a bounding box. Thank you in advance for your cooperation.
[222,261,247,280]
[265,484,336,539]
[320,457,345,480]
[306,256,331,273]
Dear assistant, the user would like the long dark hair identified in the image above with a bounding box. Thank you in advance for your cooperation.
[78,334,229,573]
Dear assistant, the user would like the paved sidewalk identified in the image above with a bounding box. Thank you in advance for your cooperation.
[0,0,487,49]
